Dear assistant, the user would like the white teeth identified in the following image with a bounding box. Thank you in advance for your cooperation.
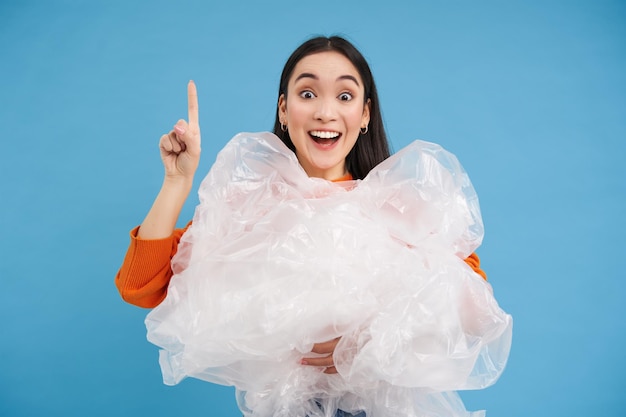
[310,130,340,139]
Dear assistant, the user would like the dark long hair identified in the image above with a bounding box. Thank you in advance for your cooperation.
[272,36,390,180]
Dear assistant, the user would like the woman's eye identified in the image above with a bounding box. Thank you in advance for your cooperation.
[339,92,353,101]
[300,90,315,99]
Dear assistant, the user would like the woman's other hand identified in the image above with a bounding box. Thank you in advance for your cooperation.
[301,337,340,374]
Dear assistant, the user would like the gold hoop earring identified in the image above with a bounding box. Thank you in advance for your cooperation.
[360,125,368,135]
[280,122,288,132]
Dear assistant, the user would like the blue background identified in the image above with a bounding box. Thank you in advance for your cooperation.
[1,1,624,416]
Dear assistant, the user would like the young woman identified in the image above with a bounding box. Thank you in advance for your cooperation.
[116,36,511,417]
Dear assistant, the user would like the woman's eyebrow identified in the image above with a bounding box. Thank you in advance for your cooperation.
[337,75,360,87]
[294,73,360,87]
[294,72,318,82]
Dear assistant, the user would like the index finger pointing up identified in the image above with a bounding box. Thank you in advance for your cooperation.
[187,80,199,127]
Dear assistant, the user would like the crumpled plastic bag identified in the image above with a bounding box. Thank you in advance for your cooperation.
[145,132,512,417]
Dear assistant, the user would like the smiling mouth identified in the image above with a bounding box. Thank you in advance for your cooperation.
[309,130,341,145]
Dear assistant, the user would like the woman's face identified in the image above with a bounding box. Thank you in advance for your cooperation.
[279,51,370,180]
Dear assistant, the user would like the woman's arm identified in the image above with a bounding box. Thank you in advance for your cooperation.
[115,81,201,308]
[115,224,190,308]
[138,81,201,238]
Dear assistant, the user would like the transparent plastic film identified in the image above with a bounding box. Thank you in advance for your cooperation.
[145,132,512,417]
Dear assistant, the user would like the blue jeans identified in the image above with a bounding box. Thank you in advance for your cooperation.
[315,401,366,417]
[335,410,366,417]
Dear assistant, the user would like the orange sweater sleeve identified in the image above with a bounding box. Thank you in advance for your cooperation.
[464,252,487,280]
[115,223,191,308]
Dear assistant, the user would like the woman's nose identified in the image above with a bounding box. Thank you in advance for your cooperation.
[314,98,337,122]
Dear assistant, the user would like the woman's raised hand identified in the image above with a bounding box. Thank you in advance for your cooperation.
[137,81,201,239]
[159,81,201,180]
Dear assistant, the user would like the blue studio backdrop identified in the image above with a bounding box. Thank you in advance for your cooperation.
[1,1,624,416]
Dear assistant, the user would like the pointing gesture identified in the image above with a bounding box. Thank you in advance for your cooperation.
[159,81,201,180]
[138,81,202,239]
